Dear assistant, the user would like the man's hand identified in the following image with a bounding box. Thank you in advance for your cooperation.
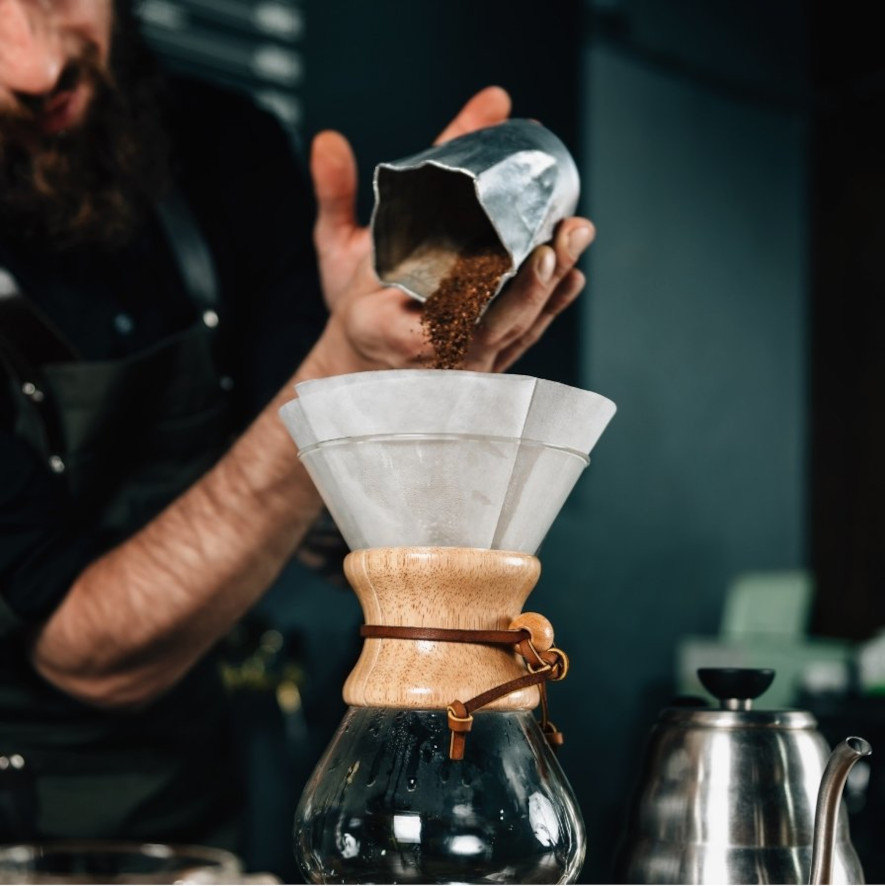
[307,86,595,377]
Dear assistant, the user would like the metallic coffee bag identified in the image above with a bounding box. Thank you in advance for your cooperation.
[371,119,580,304]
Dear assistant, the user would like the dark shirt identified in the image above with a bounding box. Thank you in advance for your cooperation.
[0,77,327,631]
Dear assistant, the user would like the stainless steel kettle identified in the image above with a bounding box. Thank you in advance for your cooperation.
[615,668,872,885]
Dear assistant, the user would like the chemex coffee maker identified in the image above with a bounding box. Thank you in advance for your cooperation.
[280,370,616,884]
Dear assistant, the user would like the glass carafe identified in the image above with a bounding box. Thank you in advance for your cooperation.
[296,708,583,884]
[293,548,585,884]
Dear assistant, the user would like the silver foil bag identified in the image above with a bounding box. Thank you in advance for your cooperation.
[371,119,580,303]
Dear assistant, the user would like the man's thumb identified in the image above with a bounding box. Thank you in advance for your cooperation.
[311,130,358,246]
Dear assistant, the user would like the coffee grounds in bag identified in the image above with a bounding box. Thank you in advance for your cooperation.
[421,248,511,369]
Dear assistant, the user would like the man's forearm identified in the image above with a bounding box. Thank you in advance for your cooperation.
[30,370,326,710]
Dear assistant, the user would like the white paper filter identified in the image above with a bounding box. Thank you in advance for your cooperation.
[280,370,615,553]
[292,370,537,440]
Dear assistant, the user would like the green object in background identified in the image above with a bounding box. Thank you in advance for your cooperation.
[858,630,885,695]
[678,570,854,709]
[721,570,813,640]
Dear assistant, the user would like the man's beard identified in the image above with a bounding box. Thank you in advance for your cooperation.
[0,10,170,251]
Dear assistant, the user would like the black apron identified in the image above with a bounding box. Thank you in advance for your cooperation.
[0,193,243,848]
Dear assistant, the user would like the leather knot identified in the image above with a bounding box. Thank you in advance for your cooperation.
[539,647,569,681]
[446,702,474,760]
[359,613,570,761]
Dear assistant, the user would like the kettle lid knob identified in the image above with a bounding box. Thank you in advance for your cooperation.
[698,668,775,710]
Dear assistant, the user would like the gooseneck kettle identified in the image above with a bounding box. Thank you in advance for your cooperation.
[615,668,872,885]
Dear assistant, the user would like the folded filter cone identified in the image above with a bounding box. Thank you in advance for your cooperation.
[279,370,615,553]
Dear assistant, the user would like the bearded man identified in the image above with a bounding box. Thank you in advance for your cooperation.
[0,0,594,850]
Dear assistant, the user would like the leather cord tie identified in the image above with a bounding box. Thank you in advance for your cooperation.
[359,613,569,760]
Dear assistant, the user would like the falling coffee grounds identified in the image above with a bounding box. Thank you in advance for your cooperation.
[422,248,512,369]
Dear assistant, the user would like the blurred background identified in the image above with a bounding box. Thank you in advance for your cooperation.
[134,0,885,881]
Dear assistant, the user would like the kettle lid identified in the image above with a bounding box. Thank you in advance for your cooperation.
[663,668,818,729]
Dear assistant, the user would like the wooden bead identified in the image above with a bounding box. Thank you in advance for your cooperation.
[509,612,555,653]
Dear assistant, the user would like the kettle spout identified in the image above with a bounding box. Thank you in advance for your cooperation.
[809,736,872,885]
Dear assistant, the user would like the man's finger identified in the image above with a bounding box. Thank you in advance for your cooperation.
[467,266,584,371]
[478,246,558,350]
[491,270,584,373]
[311,130,359,249]
[434,86,512,145]
[550,218,595,279]
[475,238,568,351]
[477,217,594,346]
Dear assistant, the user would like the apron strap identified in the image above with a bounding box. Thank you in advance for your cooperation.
[155,187,220,313]
[0,269,80,364]
[0,271,70,466]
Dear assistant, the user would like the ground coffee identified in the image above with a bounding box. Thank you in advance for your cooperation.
[421,247,511,369]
